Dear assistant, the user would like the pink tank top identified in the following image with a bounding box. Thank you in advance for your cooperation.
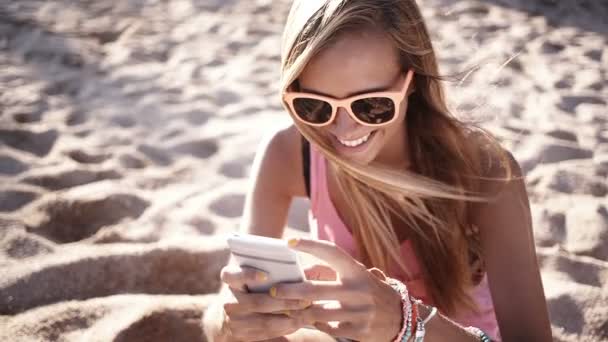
[307,146,502,341]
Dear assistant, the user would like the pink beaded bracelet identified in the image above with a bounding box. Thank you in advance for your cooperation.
[385,277,412,342]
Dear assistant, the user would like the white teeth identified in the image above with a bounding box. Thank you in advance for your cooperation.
[338,132,372,147]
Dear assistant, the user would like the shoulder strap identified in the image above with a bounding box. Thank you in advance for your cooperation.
[301,135,311,198]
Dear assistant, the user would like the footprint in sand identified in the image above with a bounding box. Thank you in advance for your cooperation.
[209,193,245,218]
[159,127,185,140]
[21,169,123,191]
[547,294,585,335]
[12,107,44,124]
[584,48,602,62]
[0,224,55,260]
[118,152,148,169]
[66,150,111,164]
[558,95,606,113]
[554,255,603,288]
[533,207,566,247]
[169,139,218,159]
[42,77,82,97]
[184,110,211,125]
[219,155,253,179]
[554,74,574,89]
[186,217,216,235]
[540,41,565,54]
[0,155,29,175]
[110,115,136,128]
[0,128,58,157]
[65,109,88,126]
[113,309,205,342]
[73,128,94,138]
[212,89,241,107]
[545,129,578,143]
[137,144,173,166]
[0,190,39,212]
[516,136,594,172]
[26,192,150,243]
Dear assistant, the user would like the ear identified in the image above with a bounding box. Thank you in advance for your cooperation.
[406,77,416,96]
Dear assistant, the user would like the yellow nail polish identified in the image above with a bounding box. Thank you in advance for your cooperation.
[301,300,312,308]
[269,286,277,297]
[288,238,299,247]
[257,271,267,281]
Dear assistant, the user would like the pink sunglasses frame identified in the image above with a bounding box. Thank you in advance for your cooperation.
[282,69,414,127]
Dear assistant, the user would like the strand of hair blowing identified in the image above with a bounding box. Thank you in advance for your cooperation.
[280,0,513,316]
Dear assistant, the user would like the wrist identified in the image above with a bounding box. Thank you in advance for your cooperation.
[385,277,412,342]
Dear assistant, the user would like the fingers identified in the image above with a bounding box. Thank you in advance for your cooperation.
[295,303,370,324]
[225,291,312,315]
[271,280,357,301]
[225,312,302,341]
[313,321,363,340]
[220,265,268,292]
[288,238,363,276]
[303,264,337,281]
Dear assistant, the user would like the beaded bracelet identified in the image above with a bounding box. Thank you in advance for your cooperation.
[385,277,412,342]
[465,326,492,342]
[409,299,418,339]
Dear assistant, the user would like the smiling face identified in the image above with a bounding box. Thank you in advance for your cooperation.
[297,28,414,167]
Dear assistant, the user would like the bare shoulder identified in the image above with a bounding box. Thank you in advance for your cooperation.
[256,123,307,198]
[468,129,523,195]
[467,130,528,231]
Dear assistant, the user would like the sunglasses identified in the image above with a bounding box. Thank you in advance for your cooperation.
[283,69,414,127]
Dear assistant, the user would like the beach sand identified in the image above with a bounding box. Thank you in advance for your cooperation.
[0,0,606,340]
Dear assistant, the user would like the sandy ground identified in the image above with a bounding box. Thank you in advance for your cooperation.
[0,0,606,341]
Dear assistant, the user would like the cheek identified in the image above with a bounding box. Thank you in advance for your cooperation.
[376,115,406,145]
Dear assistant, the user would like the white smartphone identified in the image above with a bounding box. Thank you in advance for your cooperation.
[227,233,305,293]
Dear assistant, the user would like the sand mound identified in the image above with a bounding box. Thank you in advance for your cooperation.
[1,237,229,315]
[0,294,215,342]
[0,0,606,340]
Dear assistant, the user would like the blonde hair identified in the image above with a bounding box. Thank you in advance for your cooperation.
[280,0,515,315]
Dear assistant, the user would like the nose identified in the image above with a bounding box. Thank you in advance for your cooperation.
[332,107,359,134]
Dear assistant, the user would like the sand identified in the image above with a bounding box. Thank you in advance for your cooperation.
[0,0,606,341]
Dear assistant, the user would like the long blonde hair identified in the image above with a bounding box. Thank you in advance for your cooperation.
[280,0,515,315]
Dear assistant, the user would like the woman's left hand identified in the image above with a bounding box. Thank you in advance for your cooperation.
[270,238,404,341]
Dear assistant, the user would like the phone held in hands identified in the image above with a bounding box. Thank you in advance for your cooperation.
[227,233,305,293]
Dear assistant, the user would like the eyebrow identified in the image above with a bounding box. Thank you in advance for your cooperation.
[299,84,391,98]
[296,73,401,99]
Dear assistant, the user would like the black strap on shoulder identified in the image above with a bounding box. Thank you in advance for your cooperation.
[301,135,311,198]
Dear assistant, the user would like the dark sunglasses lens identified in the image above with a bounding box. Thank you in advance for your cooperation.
[351,97,395,124]
[293,98,333,124]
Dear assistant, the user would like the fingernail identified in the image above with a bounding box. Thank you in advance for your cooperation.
[300,300,312,308]
[281,310,291,316]
[269,286,277,297]
[256,271,267,281]
[288,238,299,247]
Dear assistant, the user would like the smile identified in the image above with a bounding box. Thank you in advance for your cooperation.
[337,131,373,147]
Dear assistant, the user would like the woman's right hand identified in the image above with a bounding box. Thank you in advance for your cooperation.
[218,265,314,341]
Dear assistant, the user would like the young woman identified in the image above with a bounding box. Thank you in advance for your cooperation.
[203,0,552,341]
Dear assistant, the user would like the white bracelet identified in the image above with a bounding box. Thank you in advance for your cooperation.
[413,300,438,342]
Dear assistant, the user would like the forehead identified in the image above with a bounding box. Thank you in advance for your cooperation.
[298,28,402,98]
